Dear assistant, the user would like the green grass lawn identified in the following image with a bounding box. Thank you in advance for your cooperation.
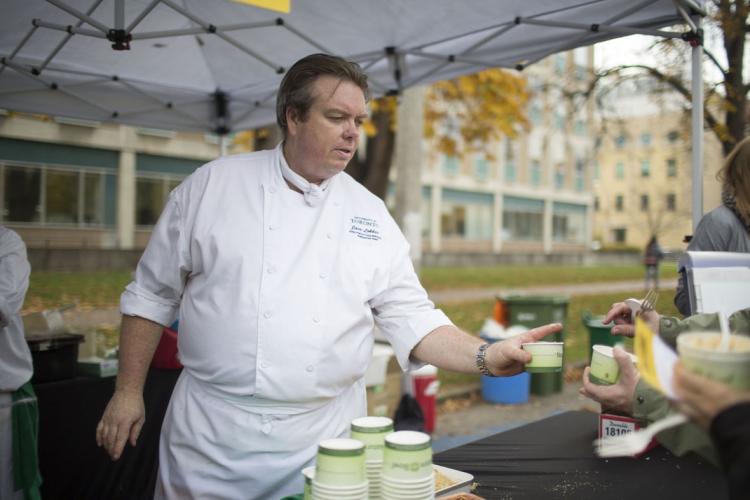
[24,266,683,390]
[436,289,680,388]
[24,264,678,312]
[420,263,678,291]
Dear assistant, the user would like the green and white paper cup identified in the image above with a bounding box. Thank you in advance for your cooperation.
[589,345,637,385]
[301,466,314,500]
[351,416,393,462]
[522,341,564,373]
[677,332,750,390]
[314,438,366,486]
[382,431,433,481]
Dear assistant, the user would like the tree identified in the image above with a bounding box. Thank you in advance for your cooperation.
[346,68,530,199]
[592,0,748,156]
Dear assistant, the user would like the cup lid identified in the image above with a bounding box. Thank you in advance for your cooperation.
[384,431,431,451]
[318,438,365,456]
[351,416,394,433]
[592,344,638,362]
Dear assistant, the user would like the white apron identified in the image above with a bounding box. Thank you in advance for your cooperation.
[155,371,367,500]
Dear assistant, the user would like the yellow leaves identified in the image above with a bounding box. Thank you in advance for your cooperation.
[231,130,256,152]
[425,68,530,158]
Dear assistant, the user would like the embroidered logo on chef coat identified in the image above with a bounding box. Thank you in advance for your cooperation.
[348,216,381,241]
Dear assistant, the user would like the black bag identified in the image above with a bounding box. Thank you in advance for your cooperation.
[393,393,425,432]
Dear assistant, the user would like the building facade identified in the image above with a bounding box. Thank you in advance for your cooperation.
[592,81,724,252]
[1,48,596,257]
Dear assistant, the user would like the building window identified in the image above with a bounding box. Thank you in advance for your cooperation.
[505,163,516,184]
[502,196,544,241]
[641,160,650,177]
[1,162,113,226]
[613,228,627,243]
[440,189,493,241]
[574,120,586,136]
[615,135,626,149]
[615,195,624,212]
[442,155,459,177]
[593,160,599,181]
[554,165,565,190]
[640,194,649,211]
[474,157,489,181]
[666,193,676,211]
[553,202,587,243]
[575,159,585,192]
[135,176,183,226]
[554,112,565,131]
[554,54,566,74]
[615,162,625,179]
[594,197,599,211]
[529,103,542,125]
[667,158,677,177]
[666,130,680,144]
[640,132,652,147]
[530,161,542,186]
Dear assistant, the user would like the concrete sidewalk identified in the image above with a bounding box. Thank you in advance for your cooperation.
[428,279,656,304]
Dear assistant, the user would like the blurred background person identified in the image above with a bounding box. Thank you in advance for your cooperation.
[643,235,664,290]
[675,137,750,315]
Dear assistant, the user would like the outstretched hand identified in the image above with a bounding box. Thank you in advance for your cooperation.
[486,323,562,377]
[603,302,659,337]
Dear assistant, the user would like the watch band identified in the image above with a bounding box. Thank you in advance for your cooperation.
[476,343,495,376]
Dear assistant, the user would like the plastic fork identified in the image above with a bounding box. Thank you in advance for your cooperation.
[594,413,688,458]
[625,288,659,320]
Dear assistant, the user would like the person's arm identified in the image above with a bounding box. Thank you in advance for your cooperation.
[96,315,164,460]
[0,229,30,329]
[411,322,562,377]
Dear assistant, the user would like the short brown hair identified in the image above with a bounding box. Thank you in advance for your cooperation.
[276,53,370,139]
[718,136,750,223]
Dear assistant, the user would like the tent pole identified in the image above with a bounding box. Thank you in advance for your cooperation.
[220,135,229,157]
[690,15,703,231]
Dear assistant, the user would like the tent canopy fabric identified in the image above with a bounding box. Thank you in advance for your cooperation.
[1,0,701,134]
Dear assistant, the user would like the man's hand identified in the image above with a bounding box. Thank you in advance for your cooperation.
[673,362,750,430]
[486,323,562,376]
[603,302,659,338]
[96,390,145,460]
[579,346,639,414]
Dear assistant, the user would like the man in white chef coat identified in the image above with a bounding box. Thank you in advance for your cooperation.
[96,53,562,499]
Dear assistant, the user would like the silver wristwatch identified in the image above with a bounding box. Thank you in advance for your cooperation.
[476,343,495,376]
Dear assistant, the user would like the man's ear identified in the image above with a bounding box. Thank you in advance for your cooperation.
[286,108,299,136]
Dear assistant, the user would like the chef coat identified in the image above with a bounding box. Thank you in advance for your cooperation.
[122,144,451,497]
[0,226,33,393]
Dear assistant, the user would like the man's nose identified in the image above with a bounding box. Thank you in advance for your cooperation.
[342,120,358,139]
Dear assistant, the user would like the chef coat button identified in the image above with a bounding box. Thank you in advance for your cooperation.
[269,224,277,231]
[264,311,272,319]
[306,365,314,372]
[260,362,268,369]
[269,186,277,194]
[333,201,340,207]
[326,233,333,239]
[313,316,320,323]
[319,272,326,280]
[267,266,275,274]
[261,423,272,434]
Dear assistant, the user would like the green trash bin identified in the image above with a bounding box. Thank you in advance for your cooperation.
[582,311,617,360]
[501,295,569,396]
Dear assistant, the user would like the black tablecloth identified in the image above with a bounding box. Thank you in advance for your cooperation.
[434,410,728,499]
[34,368,181,500]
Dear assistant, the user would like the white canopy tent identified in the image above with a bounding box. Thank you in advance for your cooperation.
[1,0,706,225]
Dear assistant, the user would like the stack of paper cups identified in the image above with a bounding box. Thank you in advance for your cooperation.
[350,416,394,499]
[301,466,315,500]
[381,431,434,500]
[313,438,368,500]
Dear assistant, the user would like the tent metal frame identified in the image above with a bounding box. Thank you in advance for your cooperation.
[1,0,709,226]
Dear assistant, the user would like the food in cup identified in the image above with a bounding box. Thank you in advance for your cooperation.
[521,341,564,373]
[589,345,638,385]
[677,332,750,390]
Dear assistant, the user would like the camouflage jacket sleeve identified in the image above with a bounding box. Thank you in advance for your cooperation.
[629,307,750,465]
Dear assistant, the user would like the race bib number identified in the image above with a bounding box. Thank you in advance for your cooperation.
[601,417,636,437]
